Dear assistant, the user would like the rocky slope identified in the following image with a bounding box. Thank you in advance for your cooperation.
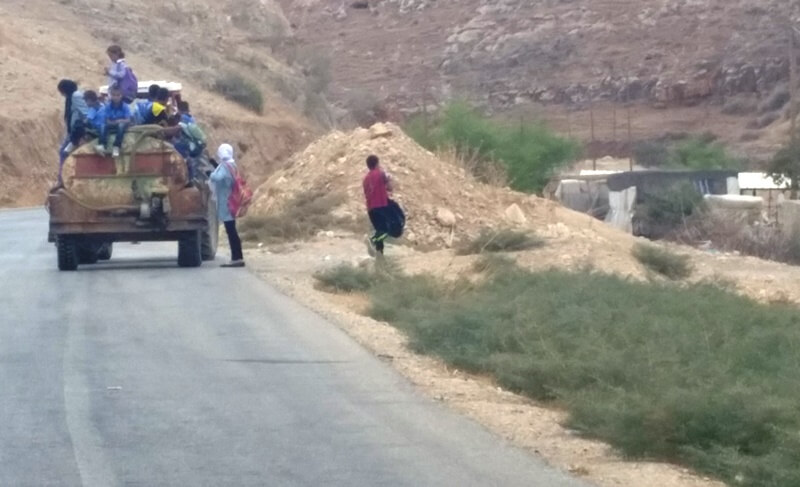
[280,0,798,109]
[277,0,800,155]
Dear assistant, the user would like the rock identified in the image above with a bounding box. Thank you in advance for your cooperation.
[369,123,393,139]
[503,203,527,225]
[436,207,457,227]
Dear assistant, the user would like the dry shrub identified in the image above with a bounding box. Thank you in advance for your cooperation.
[213,75,264,113]
[457,228,544,255]
[346,92,390,128]
[721,96,758,116]
[748,112,780,130]
[239,191,350,242]
[437,146,508,187]
[632,243,693,280]
[759,85,790,114]
[739,131,762,142]
[673,211,800,265]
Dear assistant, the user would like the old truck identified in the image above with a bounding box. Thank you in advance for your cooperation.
[48,122,219,271]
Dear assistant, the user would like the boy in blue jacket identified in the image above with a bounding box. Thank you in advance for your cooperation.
[83,90,105,137]
[96,86,132,160]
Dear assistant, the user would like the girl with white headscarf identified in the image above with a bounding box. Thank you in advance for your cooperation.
[210,143,245,267]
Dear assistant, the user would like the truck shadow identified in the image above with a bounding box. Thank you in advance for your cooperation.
[77,257,208,272]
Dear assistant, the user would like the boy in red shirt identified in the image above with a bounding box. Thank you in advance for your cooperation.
[363,155,393,256]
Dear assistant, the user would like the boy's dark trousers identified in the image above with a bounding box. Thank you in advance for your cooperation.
[368,206,390,254]
[100,122,129,148]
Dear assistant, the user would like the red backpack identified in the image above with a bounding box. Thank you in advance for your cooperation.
[223,162,253,218]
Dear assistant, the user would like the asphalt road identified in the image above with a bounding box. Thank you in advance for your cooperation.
[0,209,591,487]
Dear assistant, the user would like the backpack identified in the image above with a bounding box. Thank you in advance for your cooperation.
[386,199,405,238]
[223,162,253,218]
[119,65,138,100]
[180,122,207,157]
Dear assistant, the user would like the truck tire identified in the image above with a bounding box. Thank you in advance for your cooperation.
[98,243,113,261]
[57,236,79,271]
[78,246,100,265]
[201,209,219,261]
[178,231,202,268]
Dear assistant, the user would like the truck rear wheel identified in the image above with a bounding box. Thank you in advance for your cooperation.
[201,209,219,261]
[98,243,113,261]
[57,236,79,271]
[78,246,100,265]
[178,231,202,268]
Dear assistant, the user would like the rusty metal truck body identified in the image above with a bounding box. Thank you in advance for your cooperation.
[48,127,218,271]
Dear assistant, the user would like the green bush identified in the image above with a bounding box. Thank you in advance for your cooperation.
[670,137,741,170]
[634,137,742,170]
[634,182,705,238]
[633,140,671,167]
[457,228,544,255]
[632,243,693,280]
[405,101,581,193]
[767,143,800,197]
[314,264,375,292]
[213,74,264,113]
[365,265,800,486]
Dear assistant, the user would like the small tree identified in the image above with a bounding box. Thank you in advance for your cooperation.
[768,143,800,199]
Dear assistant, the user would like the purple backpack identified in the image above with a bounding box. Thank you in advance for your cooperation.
[119,65,138,100]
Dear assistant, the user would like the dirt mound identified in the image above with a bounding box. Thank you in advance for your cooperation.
[251,123,635,250]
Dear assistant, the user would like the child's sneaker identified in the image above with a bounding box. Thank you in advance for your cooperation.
[63,142,75,153]
[364,235,377,257]
[94,144,106,155]
[112,147,120,158]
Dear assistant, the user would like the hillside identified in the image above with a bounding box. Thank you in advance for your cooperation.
[0,0,317,207]
[277,0,800,157]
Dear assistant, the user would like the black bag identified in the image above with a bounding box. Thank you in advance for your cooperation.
[386,199,406,238]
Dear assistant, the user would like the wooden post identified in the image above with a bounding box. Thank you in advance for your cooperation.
[791,27,797,147]
[627,103,633,172]
[612,103,618,142]
[790,26,799,198]
[421,85,429,138]
[590,98,596,170]
[567,110,572,139]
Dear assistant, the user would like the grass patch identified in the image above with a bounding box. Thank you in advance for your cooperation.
[314,260,402,293]
[213,74,264,113]
[405,101,580,193]
[364,264,800,487]
[239,191,350,242]
[314,264,375,292]
[471,254,516,274]
[632,243,693,280]
[457,228,544,255]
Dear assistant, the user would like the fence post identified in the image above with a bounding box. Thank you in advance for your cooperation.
[590,98,596,170]
[627,103,633,172]
[791,27,797,148]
